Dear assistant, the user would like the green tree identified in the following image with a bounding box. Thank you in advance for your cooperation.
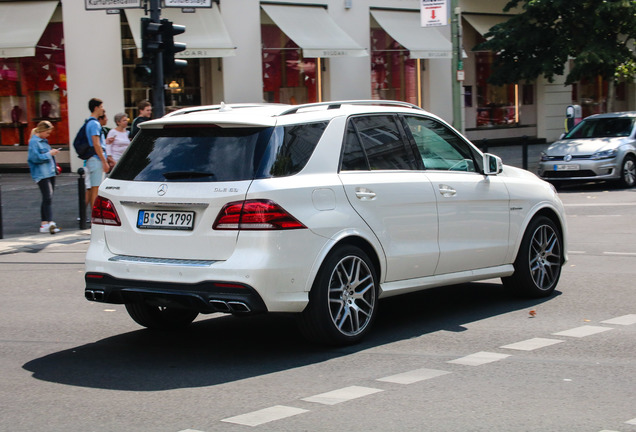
[476,0,636,111]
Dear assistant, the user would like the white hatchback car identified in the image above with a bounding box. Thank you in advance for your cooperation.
[85,101,567,345]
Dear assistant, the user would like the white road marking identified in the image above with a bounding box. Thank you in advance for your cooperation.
[377,368,451,384]
[302,386,383,405]
[568,250,586,254]
[178,430,206,432]
[602,314,636,326]
[552,325,613,338]
[627,417,636,425]
[221,405,309,427]
[603,251,636,256]
[447,351,511,366]
[500,337,564,351]
[564,202,636,207]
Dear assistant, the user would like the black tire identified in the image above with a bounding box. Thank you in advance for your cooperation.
[503,216,563,298]
[619,155,636,188]
[125,303,198,330]
[299,245,379,346]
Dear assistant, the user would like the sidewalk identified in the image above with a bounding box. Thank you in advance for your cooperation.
[0,143,549,253]
[0,172,91,253]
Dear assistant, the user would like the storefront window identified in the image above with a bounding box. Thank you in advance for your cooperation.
[0,22,67,147]
[475,52,519,127]
[261,24,318,104]
[120,14,201,120]
[370,27,418,105]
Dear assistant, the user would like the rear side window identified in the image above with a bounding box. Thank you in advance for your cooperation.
[341,115,418,170]
[110,122,327,182]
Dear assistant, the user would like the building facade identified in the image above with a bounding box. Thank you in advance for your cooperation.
[1,0,634,171]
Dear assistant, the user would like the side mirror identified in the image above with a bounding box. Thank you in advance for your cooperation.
[483,153,503,175]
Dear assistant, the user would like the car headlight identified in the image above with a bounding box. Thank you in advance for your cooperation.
[540,151,549,161]
[590,149,617,160]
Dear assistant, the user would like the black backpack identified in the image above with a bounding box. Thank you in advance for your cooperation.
[73,118,98,160]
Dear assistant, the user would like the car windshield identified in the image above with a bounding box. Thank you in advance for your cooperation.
[564,117,635,139]
[109,122,328,182]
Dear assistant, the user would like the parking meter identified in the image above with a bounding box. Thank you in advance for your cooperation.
[565,105,582,132]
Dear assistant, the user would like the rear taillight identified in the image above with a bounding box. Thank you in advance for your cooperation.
[92,196,121,226]
[213,199,306,230]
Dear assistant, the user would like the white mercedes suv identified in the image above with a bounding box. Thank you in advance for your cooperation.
[85,101,567,345]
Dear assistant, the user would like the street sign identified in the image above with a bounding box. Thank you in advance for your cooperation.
[84,0,141,11]
[163,0,212,8]
[421,0,448,27]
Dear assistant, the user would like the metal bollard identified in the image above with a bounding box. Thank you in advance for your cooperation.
[78,168,87,230]
[522,135,529,170]
[480,138,488,153]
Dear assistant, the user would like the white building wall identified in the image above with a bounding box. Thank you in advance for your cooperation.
[536,72,571,143]
[62,0,126,172]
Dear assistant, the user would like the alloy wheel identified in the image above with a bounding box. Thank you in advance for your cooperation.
[529,224,562,291]
[328,255,376,337]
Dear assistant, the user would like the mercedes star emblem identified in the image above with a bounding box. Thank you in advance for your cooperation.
[157,184,168,196]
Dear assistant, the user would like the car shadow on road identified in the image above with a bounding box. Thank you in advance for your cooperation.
[23,281,558,391]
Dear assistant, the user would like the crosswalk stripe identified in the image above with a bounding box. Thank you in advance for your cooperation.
[500,337,564,351]
[302,386,383,405]
[447,351,510,366]
[377,368,451,384]
[221,405,308,427]
[552,325,613,338]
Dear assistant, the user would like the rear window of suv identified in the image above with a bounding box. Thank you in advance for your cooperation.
[109,122,328,182]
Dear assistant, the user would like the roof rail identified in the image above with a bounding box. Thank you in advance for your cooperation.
[277,100,425,116]
[164,103,283,117]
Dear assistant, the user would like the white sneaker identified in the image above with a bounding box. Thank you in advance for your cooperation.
[49,222,61,234]
[39,223,51,233]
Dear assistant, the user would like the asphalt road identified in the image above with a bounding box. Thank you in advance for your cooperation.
[0,183,635,432]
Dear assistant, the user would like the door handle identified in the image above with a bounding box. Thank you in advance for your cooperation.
[438,184,456,197]
[355,188,376,200]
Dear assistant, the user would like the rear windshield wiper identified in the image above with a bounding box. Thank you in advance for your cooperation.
[162,171,216,180]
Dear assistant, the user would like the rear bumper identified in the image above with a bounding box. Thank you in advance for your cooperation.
[85,273,268,314]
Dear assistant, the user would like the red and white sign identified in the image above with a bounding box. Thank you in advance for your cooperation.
[421,0,448,27]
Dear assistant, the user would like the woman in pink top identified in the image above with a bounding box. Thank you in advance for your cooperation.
[106,112,131,163]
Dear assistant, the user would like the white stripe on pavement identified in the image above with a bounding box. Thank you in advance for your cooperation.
[447,351,510,366]
[500,338,564,351]
[302,386,383,405]
[377,368,451,384]
[221,405,309,427]
[552,325,613,338]
[602,314,636,326]
[626,417,636,425]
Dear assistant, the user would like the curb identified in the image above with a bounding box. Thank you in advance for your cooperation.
[0,229,91,255]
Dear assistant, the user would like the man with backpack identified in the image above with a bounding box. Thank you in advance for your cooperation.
[84,98,111,210]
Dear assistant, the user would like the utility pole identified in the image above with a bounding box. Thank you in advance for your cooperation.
[450,0,463,132]
[148,0,165,117]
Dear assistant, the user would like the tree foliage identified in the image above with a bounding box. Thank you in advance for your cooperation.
[475,0,636,86]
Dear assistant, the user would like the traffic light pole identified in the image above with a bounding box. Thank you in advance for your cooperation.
[148,0,165,117]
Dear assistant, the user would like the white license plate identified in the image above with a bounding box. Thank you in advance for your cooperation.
[554,164,580,171]
[137,210,195,230]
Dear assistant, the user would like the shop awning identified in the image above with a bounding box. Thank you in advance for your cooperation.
[463,14,510,38]
[125,3,236,58]
[0,1,58,58]
[261,4,367,58]
[370,9,452,59]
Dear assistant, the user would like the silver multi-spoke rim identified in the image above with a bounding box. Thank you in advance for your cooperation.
[623,158,635,187]
[529,224,561,290]
[328,255,375,337]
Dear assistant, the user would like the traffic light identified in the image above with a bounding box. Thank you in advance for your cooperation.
[135,17,163,85]
[161,19,188,77]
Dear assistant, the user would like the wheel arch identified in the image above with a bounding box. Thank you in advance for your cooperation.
[512,205,567,265]
[305,233,385,295]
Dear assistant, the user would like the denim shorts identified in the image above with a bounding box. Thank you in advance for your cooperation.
[86,156,104,188]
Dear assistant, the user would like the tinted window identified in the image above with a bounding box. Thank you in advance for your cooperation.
[341,115,417,170]
[110,122,327,182]
[257,122,328,178]
[565,117,635,139]
[404,116,477,172]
